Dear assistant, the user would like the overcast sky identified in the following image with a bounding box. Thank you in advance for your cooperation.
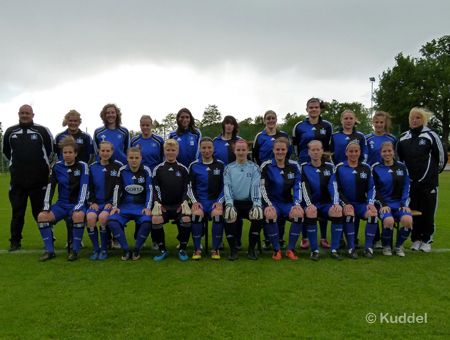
[1,0,449,136]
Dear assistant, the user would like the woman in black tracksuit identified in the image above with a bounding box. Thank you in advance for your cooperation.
[397,107,447,252]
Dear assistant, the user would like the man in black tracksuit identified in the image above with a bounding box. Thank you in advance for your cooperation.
[1,105,54,251]
[397,111,447,250]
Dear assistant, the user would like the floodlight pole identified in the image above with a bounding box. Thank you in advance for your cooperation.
[369,77,375,119]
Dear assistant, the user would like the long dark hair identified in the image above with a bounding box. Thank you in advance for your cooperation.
[221,115,239,139]
[176,108,197,136]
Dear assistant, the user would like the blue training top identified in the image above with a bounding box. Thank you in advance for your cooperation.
[260,158,302,206]
[365,132,397,166]
[43,160,89,211]
[372,160,410,209]
[252,129,292,166]
[330,128,368,165]
[131,134,164,172]
[292,117,333,163]
[54,129,95,164]
[87,160,123,206]
[213,134,250,165]
[112,164,153,209]
[335,160,376,206]
[94,126,130,165]
[168,128,202,168]
[189,157,225,204]
[300,161,339,207]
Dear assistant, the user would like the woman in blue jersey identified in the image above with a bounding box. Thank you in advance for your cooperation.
[330,110,368,165]
[260,137,304,261]
[131,115,164,172]
[224,140,263,261]
[365,111,397,166]
[372,142,412,257]
[107,147,153,261]
[253,110,292,251]
[293,98,333,250]
[301,140,344,261]
[213,115,247,165]
[131,115,164,251]
[331,109,369,249]
[86,141,123,260]
[168,108,202,168]
[54,110,95,164]
[190,137,225,260]
[94,103,130,165]
[37,136,89,262]
[334,141,378,259]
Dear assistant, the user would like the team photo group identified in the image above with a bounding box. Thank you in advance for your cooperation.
[2,98,447,262]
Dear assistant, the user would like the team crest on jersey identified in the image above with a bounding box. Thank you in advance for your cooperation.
[152,143,157,147]
[320,129,326,135]
[111,170,117,176]
[176,171,181,177]
[324,170,331,176]
[360,172,367,179]
[247,172,252,177]
[214,169,220,175]
[77,138,83,144]
[287,173,294,179]
[396,170,404,176]
[117,134,123,139]
[31,134,37,140]
[419,139,426,145]
[138,177,145,183]
[74,170,81,176]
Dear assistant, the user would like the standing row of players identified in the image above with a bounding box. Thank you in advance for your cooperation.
[3,100,446,259]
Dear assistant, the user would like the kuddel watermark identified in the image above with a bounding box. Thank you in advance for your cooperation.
[366,312,428,324]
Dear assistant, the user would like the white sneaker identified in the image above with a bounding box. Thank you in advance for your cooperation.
[382,246,392,256]
[411,241,421,251]
[373,241,383,249]
[419,242,431,252]
[151,241,159,250]
[394,246,405,257]
[111,240,122,249]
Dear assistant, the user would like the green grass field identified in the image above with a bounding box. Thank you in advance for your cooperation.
[0,172,449,339]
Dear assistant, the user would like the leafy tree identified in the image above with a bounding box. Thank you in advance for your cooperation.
[254,115,264,125]
[129,130,140,139]
[239,117,253,126]
[201,104,222,127]
[375,35,450,149]
[279,112,307,138]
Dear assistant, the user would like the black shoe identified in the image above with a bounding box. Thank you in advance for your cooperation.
[235,242,242,251]
[68,250,78,261]
[218,241,224,251]
[279,240,287,250]
[121,249,132,261]
[39,251,56,262]
[262,240,271,251]
[354,239,360,249]
[330,249,343,261]
[229,250,238,261]
[348,248,358,259]
[339,238,346,249]
[132,248,140,261]
[310,250,320,261]
[247,249,258,260]
[9,242,21,252]
[364,248,374,259]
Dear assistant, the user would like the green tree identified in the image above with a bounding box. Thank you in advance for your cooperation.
[375,35,450,149]
[279,112,307,138]
[129,130,140,139]
[201,104,222,127]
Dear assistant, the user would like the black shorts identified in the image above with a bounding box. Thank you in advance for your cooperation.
[161,203,190,224]
[234,200,253,220]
